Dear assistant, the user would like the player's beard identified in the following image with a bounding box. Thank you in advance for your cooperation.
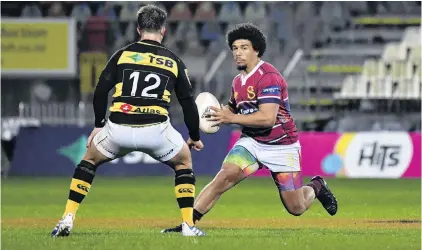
[236,64,247,71]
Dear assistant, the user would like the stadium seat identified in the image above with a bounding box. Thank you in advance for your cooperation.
[185,40,205,57]
[268,3,294,42]
[320,2,348,31]
[181,55,207,77]
[358,59,379,98]
[336,75,357,98]
[47,2,66,17]
[193,2,216,21]
[402,26,421,45]
[390,61,407,99]
[268,2,287,23]
[345,1,368,16]
[119,2,139,22]
[96,2,117,21]
[168,2,192,21]
[174,21,199,42]
[382,42,401,61]
[405,62,421,99]
[244,2,267,21]
[20,4,42,17]
[124,22,136,43]
[70,3,92,23]
[207,36,226,56]
[409,45,422,63]
[200,22,222,41]
[407,48,422,99]
[217,3,243,22]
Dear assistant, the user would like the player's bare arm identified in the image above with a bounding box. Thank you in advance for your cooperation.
[207,103,278,128]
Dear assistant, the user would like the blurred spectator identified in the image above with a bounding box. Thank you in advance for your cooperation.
[168,2,192,21]
[193,2,216,21]
[175,22,198,42]
[200,21,222,41]
[124,22,137,43]
[119,2,139,22]
[21,3,42,17]
[244,2,267,22]
[70,3,92,23]
[319,2,348,31]
[47,2,66,17]
[217,2,243,22]
[96,2,117,21]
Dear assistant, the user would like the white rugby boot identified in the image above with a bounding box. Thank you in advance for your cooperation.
[181,222,206,236]
[51,213,74,237]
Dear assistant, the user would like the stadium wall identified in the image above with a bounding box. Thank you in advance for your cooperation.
[10,126,421,178]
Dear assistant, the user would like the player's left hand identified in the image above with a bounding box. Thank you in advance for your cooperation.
[87,127,102,148]
[206,105,234,125]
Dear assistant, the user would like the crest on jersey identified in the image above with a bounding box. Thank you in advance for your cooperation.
[247,86,256,99]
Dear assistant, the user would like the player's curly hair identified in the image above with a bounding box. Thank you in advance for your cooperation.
[137,4,167,32]
[226,23,267,57]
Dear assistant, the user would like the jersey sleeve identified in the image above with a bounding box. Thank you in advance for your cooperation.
[257,73,284,105]
[174,59,193,100]
[93,50,122,127]
[228,86,236,111]
[174,58,200,141]
[98,50,121,85]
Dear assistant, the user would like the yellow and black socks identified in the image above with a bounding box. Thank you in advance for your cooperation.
[62,160,97,218]
[174,169,196,226]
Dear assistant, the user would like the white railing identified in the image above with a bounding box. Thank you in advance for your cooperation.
[197,50,229,100]
[283,49,303,79]
[18,101,88,126]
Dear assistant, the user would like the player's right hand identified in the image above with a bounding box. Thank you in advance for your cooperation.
[187,138,204,151]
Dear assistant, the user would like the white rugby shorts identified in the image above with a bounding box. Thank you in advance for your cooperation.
[233,136,301,173]
[93,119,184,162]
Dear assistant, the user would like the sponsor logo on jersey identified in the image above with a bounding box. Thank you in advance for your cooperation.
[262,86,281,94]
[118,52,178,77]
[127,53,145,63]
[119,104,162,115]
[120,104,132,113]
[240,108,258,115]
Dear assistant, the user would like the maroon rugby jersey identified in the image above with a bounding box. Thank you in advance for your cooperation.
[228,60,298,145]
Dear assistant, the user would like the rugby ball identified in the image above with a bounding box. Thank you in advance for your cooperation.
[195,92,220,134]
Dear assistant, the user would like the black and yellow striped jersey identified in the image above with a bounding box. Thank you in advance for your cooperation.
[93,40,194,127]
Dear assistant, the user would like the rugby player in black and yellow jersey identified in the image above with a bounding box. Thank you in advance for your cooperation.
[52,4,205,237]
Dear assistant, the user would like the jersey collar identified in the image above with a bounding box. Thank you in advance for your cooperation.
[139,39,164,47]
[241,60,264,86]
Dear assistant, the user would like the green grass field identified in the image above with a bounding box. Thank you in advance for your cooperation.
[2,177,421,250]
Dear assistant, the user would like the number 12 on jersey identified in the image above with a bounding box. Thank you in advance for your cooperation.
[122,69,169,99]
